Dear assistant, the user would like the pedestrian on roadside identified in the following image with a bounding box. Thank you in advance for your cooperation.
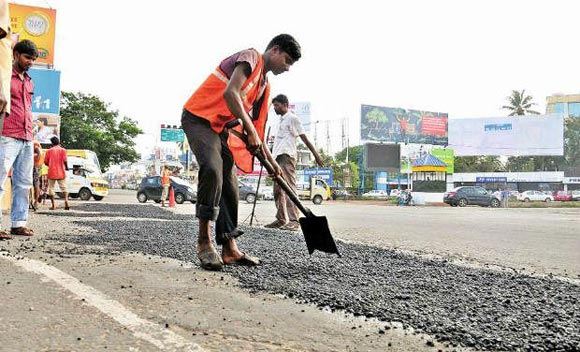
[0,40,38,239]
[32,139,43,209]
[160,165,171,207]
[182,34,301,270]
[0,0,11,240]
[44,136,70,210]
[264,94,323,231]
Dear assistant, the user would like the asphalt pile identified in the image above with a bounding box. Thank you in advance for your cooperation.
[53,204,579,351]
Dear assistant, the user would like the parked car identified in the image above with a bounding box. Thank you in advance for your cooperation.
[516,190,554,203]
[361,190,390,199]
[389,189,401,197]
[443,186,500,207]
[260,186,274,200]
[572,190,580,201]
[239,182,263,203]
[332,188,351,200]
[137,176,197,204]
[553,191,573,202]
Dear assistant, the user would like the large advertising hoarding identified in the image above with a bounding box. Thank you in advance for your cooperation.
[29,68,60,114]
[449,114,564,156]
[9,4,57,65]
[361,104,448,145]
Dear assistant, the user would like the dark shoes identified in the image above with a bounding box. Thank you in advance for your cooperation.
[264,220,286,229]
[0,231,12,240]
[10,227,34,237]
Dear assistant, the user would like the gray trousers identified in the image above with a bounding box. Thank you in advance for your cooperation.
[274,154,299,223]
[181,110,241,245]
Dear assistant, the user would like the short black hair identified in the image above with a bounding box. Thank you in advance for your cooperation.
[266,34,301,61]
[38,117,49,125]
[272,94,289,106]
[50,136,60,146]
[14,39,38,58]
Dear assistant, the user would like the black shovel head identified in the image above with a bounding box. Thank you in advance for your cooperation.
[299,215,340,256]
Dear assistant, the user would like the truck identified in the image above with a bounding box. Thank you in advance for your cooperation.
[296,177,332,204]
[56,150,109,201]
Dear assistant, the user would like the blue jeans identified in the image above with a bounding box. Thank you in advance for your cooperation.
[0,136,33,228]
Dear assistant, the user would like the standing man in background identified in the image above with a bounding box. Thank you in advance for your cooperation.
[0,0,10,125]
[0,0,11,239]
[32,139,43,209]
[161,165,171,207]
[44,136,69,210]
[0,40,38,238]
[265,94,324,231]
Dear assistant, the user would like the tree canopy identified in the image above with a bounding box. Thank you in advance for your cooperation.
[59,91,142,171]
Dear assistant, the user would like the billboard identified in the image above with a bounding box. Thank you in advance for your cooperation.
[364,143,401,172]
[303,167,333,186]
[361,104,448,145]
[9,4,57,65]
[449,114,564,156]
[33,113,60,144]
[29,68,60,114]
[431,148,455,174]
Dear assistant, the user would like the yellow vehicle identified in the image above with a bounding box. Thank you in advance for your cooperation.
[296,177,332,205]
[63,150,109,201]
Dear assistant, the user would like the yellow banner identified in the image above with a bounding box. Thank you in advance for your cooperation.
[9,3,56,65]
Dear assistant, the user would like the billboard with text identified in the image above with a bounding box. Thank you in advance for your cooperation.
[9,4,57,65]
[361,105,448,145]
[448,114,564,156]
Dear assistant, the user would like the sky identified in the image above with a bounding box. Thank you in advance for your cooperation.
[16,0,580,157]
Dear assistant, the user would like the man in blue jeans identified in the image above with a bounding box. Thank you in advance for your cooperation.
[0,40,37,239]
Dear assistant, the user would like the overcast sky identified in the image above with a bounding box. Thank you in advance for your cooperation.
[19,0,580,156]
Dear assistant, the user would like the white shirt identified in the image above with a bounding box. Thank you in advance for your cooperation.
[272,111,304,159]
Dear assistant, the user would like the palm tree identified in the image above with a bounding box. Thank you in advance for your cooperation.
[501,90,540,116]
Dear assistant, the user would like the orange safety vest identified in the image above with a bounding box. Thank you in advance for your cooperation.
[183,50,271,173]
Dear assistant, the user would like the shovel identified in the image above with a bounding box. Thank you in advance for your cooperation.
[227,123,340,256]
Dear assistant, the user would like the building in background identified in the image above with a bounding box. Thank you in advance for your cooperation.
[546,93,580,118]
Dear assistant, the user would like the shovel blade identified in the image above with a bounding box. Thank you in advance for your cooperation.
[299,215,340,256]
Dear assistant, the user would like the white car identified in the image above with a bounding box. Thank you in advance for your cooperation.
[260,186,274,200]
[517,190,554,202]
[361,190,390,199]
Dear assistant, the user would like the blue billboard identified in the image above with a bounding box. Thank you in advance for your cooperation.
[302,167,334,186]
[29,68,61,115]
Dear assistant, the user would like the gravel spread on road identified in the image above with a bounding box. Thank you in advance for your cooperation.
[50,203,579,351]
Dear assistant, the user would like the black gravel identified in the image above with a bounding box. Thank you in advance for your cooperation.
[53,204,580,351]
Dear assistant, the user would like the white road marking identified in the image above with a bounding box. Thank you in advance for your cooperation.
[2,255,204,352]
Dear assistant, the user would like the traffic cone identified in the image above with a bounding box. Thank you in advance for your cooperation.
[169,186,176,208]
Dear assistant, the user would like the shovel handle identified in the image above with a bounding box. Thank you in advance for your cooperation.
[228,127,312,217]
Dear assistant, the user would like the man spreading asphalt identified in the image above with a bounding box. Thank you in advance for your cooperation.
[182,34,301,270]
[265,94,323,231]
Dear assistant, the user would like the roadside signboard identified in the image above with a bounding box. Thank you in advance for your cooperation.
[29,68,60,114]
[9,3,57,65]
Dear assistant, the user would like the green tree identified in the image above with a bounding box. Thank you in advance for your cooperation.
[501,89,540,116]
[60,91,143,171]
[455,156,504,172]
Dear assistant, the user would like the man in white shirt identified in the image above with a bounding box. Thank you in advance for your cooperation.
[265,94,323,231]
